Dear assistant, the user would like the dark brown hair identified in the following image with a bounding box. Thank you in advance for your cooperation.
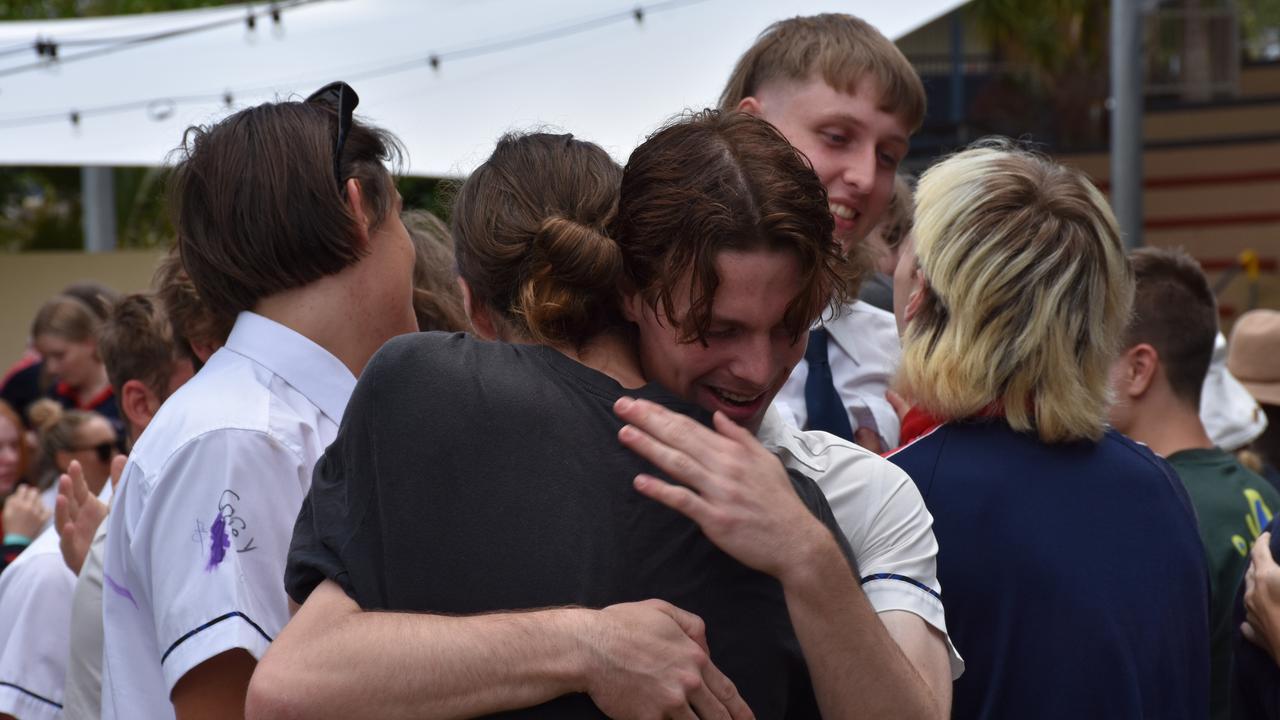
[152,246,234,366]
[451,132,623,347]
[170,97,404,317]
[718,13,926,132]
[1126,247,1218,409]
[402,210,470,333]
[98,293,183,403]
[615,110,850,343]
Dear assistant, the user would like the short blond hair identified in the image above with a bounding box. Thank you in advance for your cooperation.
[896,141,1133,443]
[718,14,926,132]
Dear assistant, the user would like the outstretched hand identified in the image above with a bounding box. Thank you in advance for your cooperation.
[1243,531,1280,662]
[2,485,49,541]
[55,456,123,574]
[614,396,833,583]
[586,599,753,720]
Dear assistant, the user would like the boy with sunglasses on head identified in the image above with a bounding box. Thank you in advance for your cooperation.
[99,83,418,720]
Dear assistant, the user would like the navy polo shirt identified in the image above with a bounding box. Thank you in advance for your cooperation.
[889,419,1209,719]
[1232,515,1280,720]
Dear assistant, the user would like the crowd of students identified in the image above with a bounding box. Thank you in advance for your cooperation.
[0,11,1278,720]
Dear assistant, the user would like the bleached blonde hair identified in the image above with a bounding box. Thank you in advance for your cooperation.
[896,141,1133,443]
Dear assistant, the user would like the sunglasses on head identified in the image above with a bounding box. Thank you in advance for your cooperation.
[75,437,128,464]
[305,81,360,190]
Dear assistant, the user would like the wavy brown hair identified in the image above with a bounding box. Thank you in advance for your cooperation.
[451,132,623,347]
[170,97,404,317]
[614,110,850,344]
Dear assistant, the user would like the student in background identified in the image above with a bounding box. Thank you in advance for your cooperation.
[1107,247,1278,720]
[886,141,1209,718]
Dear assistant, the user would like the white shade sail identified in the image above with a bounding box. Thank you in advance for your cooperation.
[0,0,962,176]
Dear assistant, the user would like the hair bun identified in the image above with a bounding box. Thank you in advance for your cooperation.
[531,215,622,291]
[28,398,64,434]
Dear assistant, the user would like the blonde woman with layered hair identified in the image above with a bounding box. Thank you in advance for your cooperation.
[895,142,1132,443]
[886,141,1210,719]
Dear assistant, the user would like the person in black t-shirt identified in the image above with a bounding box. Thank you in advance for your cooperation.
[252,114,910,720]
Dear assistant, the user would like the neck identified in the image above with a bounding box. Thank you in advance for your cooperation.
[76,367,111,401]
[1125,394,1215,458]
[253,271,414,378]
[556,332,647,390]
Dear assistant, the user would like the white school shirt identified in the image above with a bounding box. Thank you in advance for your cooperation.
[1201,331,1268,450]
[0,528,75,720]
[774,301,903,449]
[0,483,112,720]
[101,312,355,720]
[757,405,964,679]
[62,511,109,719]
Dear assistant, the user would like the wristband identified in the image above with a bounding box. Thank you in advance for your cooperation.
[3,533,32,546]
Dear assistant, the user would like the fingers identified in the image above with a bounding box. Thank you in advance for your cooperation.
[853,426,884,453]
[886,389,911,423]
[110,454,127,491]
[700,661,754,720]
[668,706,699,720]
[615,397,735,460]
[55,494,71,539]
[1253,532,1275,570]
[69,460,90,505]
[1243,620,1261,647]
[620,424,712,494]
[647,599,709,653]
[687,683,731,720]
[634,474,713,526]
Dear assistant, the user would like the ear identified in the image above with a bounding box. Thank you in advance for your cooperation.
[120,378,161,436]
[343,178,374,247]
[458,277,500,341]
[1118,343,1159,399]
[620,289,644,324]
[736,96,763,117]
[189,340,219,364]
[904,273,928,325]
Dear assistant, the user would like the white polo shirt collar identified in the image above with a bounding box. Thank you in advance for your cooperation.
[223,311,356,426]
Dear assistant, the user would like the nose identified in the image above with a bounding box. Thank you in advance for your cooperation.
[840,144,877,195]
[729,333,780,389]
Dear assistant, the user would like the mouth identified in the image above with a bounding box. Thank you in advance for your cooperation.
[700,384,769,425]
[829,201,859,230]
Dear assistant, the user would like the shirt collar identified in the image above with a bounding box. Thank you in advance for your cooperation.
[758,403,800,455]
[815,303,864,366]
[223,311,356,425]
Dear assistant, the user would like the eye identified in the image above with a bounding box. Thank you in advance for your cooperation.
[704,326,738,340]
[822,131,848,146]
[878,151,901,168]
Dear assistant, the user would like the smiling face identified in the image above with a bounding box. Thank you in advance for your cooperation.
[627,248,806,433]
[742,75,909,256]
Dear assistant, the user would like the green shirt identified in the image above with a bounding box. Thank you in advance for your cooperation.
[1168,447,1279,720]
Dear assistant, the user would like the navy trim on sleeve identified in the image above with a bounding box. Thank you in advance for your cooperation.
[860,573,942,601]
[159,611,273,665]
[0,681,63,709]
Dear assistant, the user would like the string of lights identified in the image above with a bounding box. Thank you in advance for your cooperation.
[0,0,708,130]
[0,0,327,74]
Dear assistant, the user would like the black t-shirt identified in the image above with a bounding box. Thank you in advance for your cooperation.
[287,332,852,719]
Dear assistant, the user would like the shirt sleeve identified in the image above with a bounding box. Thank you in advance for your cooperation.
[815,446,965,678]
[0,530,76,720]
[127,428,311,693]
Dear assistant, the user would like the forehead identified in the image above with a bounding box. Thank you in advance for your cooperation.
[758,74,910,142]
[701,248,803,319]
[77,416,117,442]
